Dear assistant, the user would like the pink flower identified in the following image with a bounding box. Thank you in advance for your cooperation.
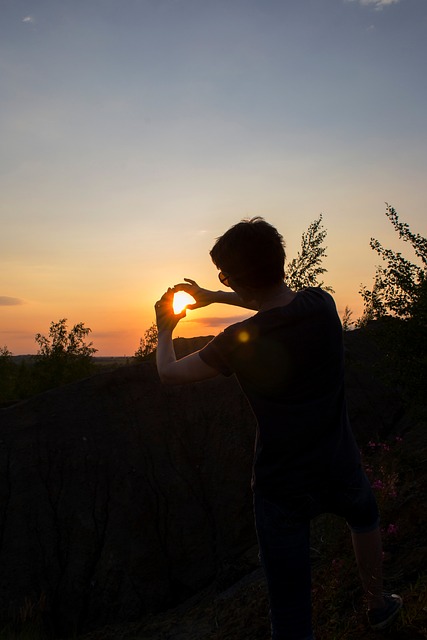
[386,524,398,535]
[372,479,384,490]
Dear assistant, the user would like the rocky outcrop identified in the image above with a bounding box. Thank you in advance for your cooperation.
[0,329,406,636]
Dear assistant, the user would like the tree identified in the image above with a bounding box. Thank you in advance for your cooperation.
[341,306,354,332]
[0,345,16,403]
[35,319,97,359]
[358,204,426,324]
[0,345,12,359]
[285,214,334,292]
[358,204,426,401]
[134,323,158,361]
[34,319,97,390]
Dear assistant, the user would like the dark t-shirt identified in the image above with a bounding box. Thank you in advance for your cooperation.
[199,287,361,498]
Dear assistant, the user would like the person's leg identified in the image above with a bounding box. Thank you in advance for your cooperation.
[254,492,314,640]
[351,525,403,629]
[351,526,385,609]
[332,468,403,629]
[325,467,384,609]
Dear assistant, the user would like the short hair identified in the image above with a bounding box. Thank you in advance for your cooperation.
[210,217,286,289]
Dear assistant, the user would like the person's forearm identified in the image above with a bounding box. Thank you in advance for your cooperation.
[156,329,176,382]
[156,327,219,385]
[209,290,258,310]
[176,279,258,311]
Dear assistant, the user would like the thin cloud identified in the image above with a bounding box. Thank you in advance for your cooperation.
[0,296,24,306]
[92,330,128,339]
[365,0,400,7]
[187,314,253,328]
[346,0,400,8]
[22,15,35,23]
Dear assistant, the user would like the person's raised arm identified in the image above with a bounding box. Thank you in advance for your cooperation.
[154,287,220,385]
[174,278,258,311]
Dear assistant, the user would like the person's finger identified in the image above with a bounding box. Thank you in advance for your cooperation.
[155,290,174,312]
[160,289,173,303]
[172,283,197,297]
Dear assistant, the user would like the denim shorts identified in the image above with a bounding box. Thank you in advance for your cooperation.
[253,466,379,639]
[319,464,380,533]
[256,464,379,534]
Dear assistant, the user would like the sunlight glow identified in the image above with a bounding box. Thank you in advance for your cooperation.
[173,291,196,315]
[237,330,251,343]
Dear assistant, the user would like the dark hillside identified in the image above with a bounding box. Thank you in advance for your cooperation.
[0,328,426,639]
[0,341,256,636]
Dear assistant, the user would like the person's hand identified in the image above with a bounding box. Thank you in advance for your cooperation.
[173,278,216,310]
[155,288,185,334]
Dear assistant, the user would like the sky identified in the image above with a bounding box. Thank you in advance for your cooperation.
[1,0,426,356]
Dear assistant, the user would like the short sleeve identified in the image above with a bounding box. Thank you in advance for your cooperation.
[198,332,235,377]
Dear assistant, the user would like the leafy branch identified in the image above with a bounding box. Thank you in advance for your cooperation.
[286,214,334,292]
[359,204,426,324]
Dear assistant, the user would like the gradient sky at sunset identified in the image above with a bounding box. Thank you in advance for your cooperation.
[1,0,426,356]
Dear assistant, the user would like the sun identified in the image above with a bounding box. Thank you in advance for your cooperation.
[173,291,196,315]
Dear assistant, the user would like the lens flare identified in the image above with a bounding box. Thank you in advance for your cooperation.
[173,291,196,315]
[237,330,251,343]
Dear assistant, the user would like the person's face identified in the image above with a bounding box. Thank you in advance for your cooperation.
[218,271,230,287]
[218,270,256,303]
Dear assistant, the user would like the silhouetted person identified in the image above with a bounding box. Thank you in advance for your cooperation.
[155,217,402,640]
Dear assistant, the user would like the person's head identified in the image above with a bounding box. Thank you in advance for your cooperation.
[210,217,286,291]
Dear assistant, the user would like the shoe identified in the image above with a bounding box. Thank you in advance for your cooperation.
[368,593,403,630]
